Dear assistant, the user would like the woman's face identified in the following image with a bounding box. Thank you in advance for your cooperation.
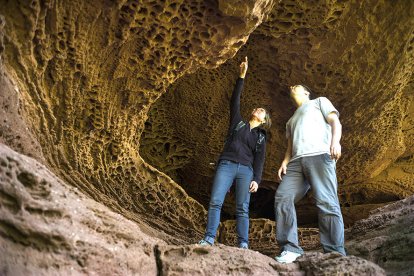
[251,108,266,122]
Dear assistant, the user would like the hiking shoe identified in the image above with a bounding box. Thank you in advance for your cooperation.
[239,243,248,249]
[198,239,212,246]
[275,251,301,264]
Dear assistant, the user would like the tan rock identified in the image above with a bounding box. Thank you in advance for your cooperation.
[346,195,414,275]
[0,143,160,275]
[0,0,413,274]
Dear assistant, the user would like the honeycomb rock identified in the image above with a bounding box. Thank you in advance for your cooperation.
[156,244,385,276]
[0,143,386,275]
[0,143,160,275]
[346,194,414,276]
[0,0,413,274]
[0,0,275,241]
[218,218,320,256]
[296,252,385,276]
[140,0,414,223]
[0,56,44,162]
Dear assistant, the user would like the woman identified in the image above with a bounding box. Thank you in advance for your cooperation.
[199,57,271,249]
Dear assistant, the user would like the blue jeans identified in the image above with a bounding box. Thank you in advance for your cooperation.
[274,154,346,255]
[204,160,253,246]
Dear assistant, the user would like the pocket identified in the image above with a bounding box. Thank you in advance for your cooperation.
[243,165,253,172]
[219,159,231,166]
[322,153,334,165]
[241,164,254,178]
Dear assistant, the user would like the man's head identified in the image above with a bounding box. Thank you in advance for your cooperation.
[289,85,312,107]
[289,84,312,98]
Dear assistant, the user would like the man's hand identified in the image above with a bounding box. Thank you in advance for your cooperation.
[327,112,342,161]
[330,142,341,161]
[277,163,287,182]
[240,56,248,78]
[249,181,258,193]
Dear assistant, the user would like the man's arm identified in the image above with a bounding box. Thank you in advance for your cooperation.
[277,137,292,182]
[327,112,342,160]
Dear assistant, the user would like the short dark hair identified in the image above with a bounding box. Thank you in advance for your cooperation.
[300,84,313,98]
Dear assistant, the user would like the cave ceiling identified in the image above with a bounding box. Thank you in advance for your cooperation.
[139,0,414,223]
[0,0,413,235]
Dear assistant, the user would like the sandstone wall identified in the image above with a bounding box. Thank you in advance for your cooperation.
[0,143,388,275]
[140,0,414,222]
[0,0,276,241]
[0,1,413,274]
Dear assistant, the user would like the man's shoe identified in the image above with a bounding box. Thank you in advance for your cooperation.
[275,251,301,264]
[239,243,248,249]
[198,239,212,246]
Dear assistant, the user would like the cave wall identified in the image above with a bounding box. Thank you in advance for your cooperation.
[0,0,413,274]
[0,0,277,242]
[0,143,161,275]
[0,143,399,275]
[0,0,413,250]
[140,0,414,223]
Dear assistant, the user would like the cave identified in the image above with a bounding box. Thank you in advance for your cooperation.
[0,0,413,275]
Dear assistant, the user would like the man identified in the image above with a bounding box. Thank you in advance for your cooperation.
[274,85,345,263]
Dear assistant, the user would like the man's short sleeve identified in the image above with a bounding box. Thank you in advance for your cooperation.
[286,121,291,139]
[319,97,339,120]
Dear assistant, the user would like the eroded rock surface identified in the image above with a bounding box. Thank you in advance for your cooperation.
[346,194,414,276]
[1,143,387,275]
[0,0,413,275]
[219,218,320,257]
[157,245,385,276]
[0,143,160,275]
[140,0,414,224]
[0,0,278,241]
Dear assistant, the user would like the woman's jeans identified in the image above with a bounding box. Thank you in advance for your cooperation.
[204,159,253,246]
[274,154,346,255]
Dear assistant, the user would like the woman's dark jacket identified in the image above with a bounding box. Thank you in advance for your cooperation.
[219,77,266,184]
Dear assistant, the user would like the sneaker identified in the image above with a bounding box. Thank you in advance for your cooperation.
[198,239,212,246]
[239,243,248,249]
[275,251,301,264]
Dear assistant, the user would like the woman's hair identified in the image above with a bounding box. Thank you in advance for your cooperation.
[261,109,272,130]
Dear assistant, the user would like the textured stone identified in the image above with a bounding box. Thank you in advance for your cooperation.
[157,244,385,276]
[297,252,385,276]
[346,195,414,276]
[0,143,160,275]
[0,0,413,275]
[140,0,414,223]
[0,0,275,242]
[156,244,280,276]
[0,56,44,163]
[0,143,387,275]
[219,218,320,256]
